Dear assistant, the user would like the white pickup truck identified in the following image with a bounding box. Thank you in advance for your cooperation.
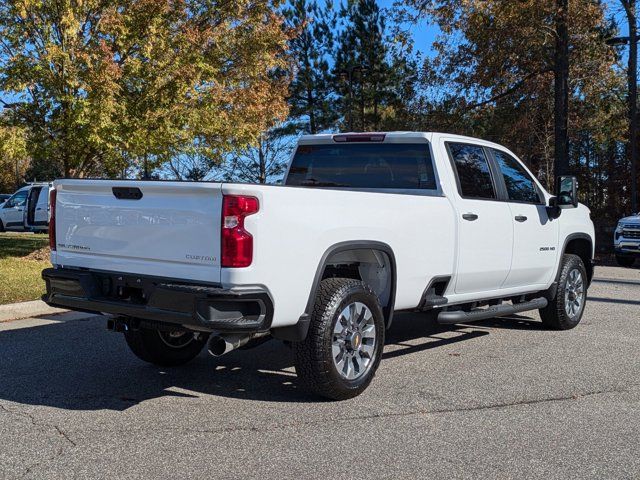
[43,132,595,399]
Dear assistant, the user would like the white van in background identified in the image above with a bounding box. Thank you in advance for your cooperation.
[0,186,29,231]
[0,183,52,233]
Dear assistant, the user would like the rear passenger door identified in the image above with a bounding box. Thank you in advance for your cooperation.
[26,186,49,228]
[490,149,559,288]
[25,186,43,228]
[446,143,514,295]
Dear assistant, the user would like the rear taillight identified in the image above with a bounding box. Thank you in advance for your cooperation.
[49,189,57,251]
[221,195,259,268]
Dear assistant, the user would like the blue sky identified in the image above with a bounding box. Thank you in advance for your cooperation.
[377,0,441,58]
[375,0,628,59]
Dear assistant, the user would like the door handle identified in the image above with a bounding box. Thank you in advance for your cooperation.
[515,215,528,222]
[462,213,479,221]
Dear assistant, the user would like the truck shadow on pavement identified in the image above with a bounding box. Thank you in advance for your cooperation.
[0,311,541,410]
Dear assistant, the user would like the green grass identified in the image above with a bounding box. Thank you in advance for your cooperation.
[0,233,50,305]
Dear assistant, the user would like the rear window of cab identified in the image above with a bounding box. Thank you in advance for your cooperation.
[285,143,437,190]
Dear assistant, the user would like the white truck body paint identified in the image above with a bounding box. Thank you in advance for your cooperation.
[49,132,595,329]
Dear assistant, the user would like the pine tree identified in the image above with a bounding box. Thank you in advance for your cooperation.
[283,0,337,134]
[334,0,417,132]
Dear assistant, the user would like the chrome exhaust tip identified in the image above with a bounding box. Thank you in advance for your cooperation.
[207,335,236,356]
[207,333,268,357]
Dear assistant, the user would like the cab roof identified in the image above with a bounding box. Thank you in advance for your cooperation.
[297,132,508,150]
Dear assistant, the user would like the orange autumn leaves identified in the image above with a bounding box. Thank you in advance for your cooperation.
[0,0,291,177]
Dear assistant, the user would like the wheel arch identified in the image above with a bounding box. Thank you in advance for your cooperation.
[560,233,594,285]
[310,241,397,325]
[271,241,397,342]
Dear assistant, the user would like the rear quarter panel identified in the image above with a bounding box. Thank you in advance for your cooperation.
[221,183,456,328]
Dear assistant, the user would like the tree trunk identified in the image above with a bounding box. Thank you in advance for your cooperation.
[554,0,570,180]
[307,85,317,134]
[360,77,366,132]
[627,0,638,212]
[258,136,266,184]
[607,141,618,214]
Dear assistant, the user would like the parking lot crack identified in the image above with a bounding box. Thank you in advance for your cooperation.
[425,386,633,415]
[0,402,77,477]
[147,385,636,436]
[0,402,76,447]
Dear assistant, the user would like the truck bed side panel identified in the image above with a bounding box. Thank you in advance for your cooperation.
[219,184,457,328]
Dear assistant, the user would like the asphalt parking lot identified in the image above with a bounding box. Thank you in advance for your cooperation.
[1,265,639,479]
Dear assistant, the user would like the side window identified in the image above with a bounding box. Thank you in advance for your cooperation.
[448,143,496,199]
[37,188,49,206]
[4,191,27,208]
[492,149,542,203]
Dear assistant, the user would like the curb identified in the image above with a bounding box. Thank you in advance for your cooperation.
[0,300,68,323]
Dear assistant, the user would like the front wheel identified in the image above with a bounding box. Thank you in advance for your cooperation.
[124,327,208,367]
[616,255,636,268]
[539,254,588,330]
[294,278,385,400]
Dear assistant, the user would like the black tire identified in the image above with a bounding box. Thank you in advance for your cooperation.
[615,255,636,268]
[294,278,385,400]
[539,254,588,330]
[124,326,207,367]
[0,220,4,232]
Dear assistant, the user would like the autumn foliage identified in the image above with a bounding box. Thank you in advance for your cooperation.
[0,0,290,180]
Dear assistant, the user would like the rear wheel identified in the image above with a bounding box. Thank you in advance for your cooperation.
[539,254,588,330]
[0,220,4,232]
[124,326,208,367]
[294,278,385,400]
[615,255,636,268]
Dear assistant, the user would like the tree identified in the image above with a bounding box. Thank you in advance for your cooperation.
[554,0,570,179]
[0,0,290,179]
[164,149,220,182]
[334,0,418,132]
[224,130,293,184]
[617,0,639,212]
[283,0,337,134]
[402,0,621,189]
[0,122,29,191]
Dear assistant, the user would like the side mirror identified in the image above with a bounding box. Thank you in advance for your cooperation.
[556,175,578,208]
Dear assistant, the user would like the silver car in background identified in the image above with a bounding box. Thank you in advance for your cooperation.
[614,214,640,267]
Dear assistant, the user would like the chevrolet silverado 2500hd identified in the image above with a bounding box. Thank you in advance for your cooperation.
[42,132,595,400]
[614,213,640,267]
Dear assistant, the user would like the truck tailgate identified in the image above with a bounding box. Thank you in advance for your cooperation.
[53,180,223,284]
